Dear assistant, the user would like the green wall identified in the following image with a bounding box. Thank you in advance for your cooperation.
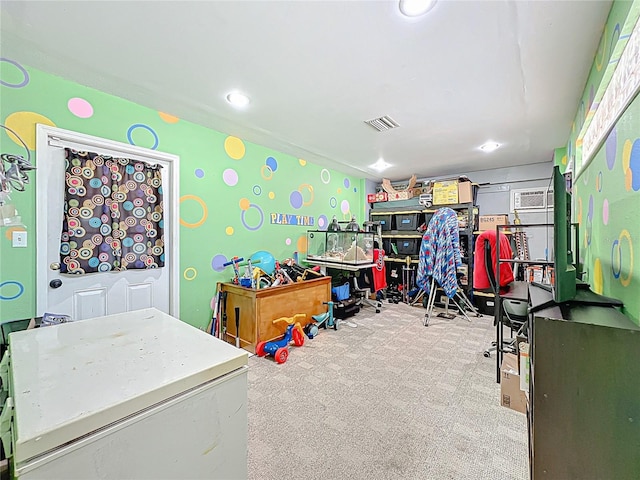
[0,61,365,329]
[563,0,640,324]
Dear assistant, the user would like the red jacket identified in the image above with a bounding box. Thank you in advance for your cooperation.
[473,230,514,290]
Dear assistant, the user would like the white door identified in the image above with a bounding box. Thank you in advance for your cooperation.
[36,125,180,320]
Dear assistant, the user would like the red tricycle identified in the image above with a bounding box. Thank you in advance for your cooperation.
[255,314,306,364]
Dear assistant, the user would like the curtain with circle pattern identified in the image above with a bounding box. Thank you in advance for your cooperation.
[60,148,164,274]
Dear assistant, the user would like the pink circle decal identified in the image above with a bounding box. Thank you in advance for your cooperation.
[286,238,292,245]
[223,168,238,186]
[68,98,94,118]
[603,198,609,225]
[341,199,350,214]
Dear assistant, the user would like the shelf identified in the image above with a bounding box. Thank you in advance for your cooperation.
[473,290,494,298]
[473,231,513,235]
[500,259,553,265]
[381,233,422,238]
[371,203,477,214]
[384,256,419,264]
[423,203,477,213]
[370,210,422,215]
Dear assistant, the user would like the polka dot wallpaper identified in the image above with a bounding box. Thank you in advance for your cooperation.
[574,95,640,323]
[563,3,640,324]
[0,60,364,329]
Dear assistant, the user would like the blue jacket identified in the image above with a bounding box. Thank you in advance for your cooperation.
[416,207,462,298]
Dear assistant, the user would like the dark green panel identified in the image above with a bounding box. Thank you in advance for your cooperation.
[532,311,640,479]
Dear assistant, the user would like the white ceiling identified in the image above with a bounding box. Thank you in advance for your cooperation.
[1,0,611,181]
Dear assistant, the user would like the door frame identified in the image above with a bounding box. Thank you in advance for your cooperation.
[35,124,180,317]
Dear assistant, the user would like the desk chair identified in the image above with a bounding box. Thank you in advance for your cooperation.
[350,273,383,313]
[481,238,528,358]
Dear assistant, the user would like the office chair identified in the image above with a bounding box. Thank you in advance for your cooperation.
[481,238,528,358]
[349,273,382,313]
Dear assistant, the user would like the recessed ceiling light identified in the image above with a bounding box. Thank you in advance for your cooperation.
[226,91,250,108]
[479,141,501,153]
[399,0,437,17]
[370,159,392,172]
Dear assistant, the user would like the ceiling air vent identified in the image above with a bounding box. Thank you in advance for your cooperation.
[365,115,400,132]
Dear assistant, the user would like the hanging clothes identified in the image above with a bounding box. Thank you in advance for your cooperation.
[473,229,514,290]
[416,207,462,298]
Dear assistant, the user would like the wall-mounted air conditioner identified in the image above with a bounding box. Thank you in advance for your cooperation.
[510,187,552,213]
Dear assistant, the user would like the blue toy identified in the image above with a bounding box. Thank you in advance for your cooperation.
[222,256,243,284]
[249,250,276,276]
[255,314,306,364]
[306,301,336,338]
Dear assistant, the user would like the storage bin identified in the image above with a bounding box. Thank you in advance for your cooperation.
[376,214,392,231]
[396,238,419,256]
[423,212,434,229]
[473,291,495,315]
[382,239,393,256]
[395,213,420,231]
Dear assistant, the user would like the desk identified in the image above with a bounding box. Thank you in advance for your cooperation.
[495,280,529,382]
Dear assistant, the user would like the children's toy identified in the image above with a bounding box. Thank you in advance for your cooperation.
[306,301,336,337]
[222,257,243,284]
[255,314,306,364]
[238,258,261,288]
[271,261,294,286]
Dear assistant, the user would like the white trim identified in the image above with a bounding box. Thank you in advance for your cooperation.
[35,125,180,317]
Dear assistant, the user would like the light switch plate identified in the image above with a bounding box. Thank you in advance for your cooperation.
[12,231,27,247]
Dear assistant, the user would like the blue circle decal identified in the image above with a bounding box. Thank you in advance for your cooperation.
[266,156,278,172]
[0,281,24,300]
[127,124,159,150]
[0,58,29,88]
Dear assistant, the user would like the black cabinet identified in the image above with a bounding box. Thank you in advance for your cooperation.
[528,286,640,479]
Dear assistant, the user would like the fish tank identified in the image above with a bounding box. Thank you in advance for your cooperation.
[306,230,375,265]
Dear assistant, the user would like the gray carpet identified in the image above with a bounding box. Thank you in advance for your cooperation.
[247,302,528,480]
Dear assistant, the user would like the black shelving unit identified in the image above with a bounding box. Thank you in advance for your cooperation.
[369,201,478,297]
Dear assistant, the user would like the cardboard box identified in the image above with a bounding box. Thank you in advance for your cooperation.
[500,353,527,414]
[458,180,473,204]
[457,264,468,286]
[388,190,414,201]
[519,342,530,393]
[367,192,388,203]
[433,180,459,205]
[479,214,509,232]
[526,265,544,283]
